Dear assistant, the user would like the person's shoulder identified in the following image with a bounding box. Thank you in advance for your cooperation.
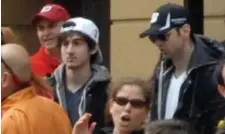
[31,61,48,77]
[13,96,65,115]
[31,47,49,76]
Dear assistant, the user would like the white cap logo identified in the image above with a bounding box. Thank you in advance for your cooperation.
[150,12,159,24]
[93,29,98,39]
[41,5,53,13]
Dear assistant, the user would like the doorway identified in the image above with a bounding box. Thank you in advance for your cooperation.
[184,0,204,34]
[54,0,111,69]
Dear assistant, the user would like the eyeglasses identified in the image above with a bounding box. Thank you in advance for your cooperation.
[1,58,21,85]
[1,58,14,74]
[114,97,147,109]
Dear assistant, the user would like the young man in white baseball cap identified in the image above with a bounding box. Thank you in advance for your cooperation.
[46,17,111,133]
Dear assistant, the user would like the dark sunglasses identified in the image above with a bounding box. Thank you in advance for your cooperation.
[1,58,22,85]
[1,58,14,74]
[148,32,172,43]
[114,97,147,109]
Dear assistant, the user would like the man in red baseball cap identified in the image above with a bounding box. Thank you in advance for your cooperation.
[31,4,70,77]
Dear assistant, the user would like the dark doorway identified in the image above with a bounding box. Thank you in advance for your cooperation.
[184,0,204,34]
[54,0,111,69]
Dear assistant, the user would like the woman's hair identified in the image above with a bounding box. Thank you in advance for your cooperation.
[1,27,20,45]
[108,77,151,105]
[104,77,151,124]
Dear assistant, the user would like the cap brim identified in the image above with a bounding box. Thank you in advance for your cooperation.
[140,24,170,38]
[31,14,58,25]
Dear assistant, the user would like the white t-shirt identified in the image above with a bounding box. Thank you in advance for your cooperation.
[165,72,187,119]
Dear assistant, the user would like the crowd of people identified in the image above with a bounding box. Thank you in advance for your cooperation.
[1,2,225,134]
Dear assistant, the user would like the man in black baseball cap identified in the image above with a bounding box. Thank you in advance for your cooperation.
[140,3,191,38]
[141,3,225,134]
[140,3,193,58]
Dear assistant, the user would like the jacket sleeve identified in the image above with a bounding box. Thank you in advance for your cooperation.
[2,110,31,134]
[196,66,225,134]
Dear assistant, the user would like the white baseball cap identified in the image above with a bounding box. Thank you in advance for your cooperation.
[60,17,103,64]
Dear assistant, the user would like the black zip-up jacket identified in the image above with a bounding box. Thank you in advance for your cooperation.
[151,34,225,134]
[46,64,111,134]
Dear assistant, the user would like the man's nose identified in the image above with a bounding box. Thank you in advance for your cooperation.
[66,43,74,53]
[124,102,132,112]
[42,29,50,36]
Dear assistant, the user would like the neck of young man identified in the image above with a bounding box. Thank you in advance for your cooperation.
[2,84,19,101]
[45,47,61,61]
[172,40,194,77]
[66,63,92,93]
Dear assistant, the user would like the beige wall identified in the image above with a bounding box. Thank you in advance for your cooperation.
[110,0,183,80]
[2,0,48,54]
[204,0,225,41]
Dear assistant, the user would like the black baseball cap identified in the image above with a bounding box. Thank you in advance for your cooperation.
[140,3,191,38]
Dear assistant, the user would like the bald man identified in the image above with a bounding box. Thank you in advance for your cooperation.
[1,44,72,134]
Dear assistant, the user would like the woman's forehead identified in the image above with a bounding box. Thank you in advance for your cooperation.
[116,85,144,97]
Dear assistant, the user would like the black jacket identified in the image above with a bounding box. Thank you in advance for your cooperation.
[46,64,111,134]
[151,34,225,134]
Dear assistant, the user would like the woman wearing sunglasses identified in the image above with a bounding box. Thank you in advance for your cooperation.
[72,77,151,134]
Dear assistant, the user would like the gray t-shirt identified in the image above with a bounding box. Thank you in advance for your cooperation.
[65,88,83,126]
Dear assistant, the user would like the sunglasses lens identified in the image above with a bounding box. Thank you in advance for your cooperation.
[115,97,129,106]
[130,99,146,108]
[115,97,146,109]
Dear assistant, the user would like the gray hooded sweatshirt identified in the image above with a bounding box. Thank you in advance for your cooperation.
[49,64,110,126]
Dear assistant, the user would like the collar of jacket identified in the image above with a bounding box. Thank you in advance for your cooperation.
[163,34,225,73]
[2,86,36,116]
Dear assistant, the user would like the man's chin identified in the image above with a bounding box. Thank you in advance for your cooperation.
[43,44,57,50]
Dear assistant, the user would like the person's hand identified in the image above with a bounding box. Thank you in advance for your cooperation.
[72,113,96,134]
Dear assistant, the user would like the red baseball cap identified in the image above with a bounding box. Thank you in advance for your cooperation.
[32,4,70,25]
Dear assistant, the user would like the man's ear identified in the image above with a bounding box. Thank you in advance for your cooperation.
[2,71,10,89]
[109,99,114,115]
[181,24,191,37]
[218,85,225,97]
[90,48,98,55]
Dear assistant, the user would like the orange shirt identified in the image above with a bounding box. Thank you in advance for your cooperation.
[31,46,60,77]
[2,86,72,134]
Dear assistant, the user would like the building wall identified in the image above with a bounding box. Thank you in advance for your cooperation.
[204,0,225,41]
[2,0,49,54]
[110,0,183,80]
